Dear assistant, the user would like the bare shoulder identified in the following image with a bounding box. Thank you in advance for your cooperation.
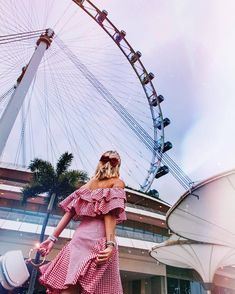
[112,178,125,189]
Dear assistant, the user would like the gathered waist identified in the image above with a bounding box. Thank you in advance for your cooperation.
[73,216,106,239]
[79,215,104,225]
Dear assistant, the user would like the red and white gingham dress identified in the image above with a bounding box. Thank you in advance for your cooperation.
[39,187,127,294]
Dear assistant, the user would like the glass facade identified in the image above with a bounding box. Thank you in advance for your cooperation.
[167,277,206,294]
[0,207,168,243]
[167,277,189,294]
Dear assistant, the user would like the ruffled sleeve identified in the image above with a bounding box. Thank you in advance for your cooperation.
[58,187,127,223]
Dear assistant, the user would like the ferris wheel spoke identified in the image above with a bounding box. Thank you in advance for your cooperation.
[52,39,156,172]
[39,60,93,170]
[43,54,151,180]
[32,85,62,165]
[28,1,44,31]
[52,2,74,33]
[0,3,27,34]
[0,0,174,192]
[47,61,91,169]
[55,38,155,149]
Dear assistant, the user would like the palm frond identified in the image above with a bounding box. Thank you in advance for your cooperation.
[28,158,55,188]
[29,158,52,172]
[54,170,89,202]
[56,152,73,176]
[56,171,84,193]
[21,184,46,204]
[23,152,89,208]
[74,170,89,183]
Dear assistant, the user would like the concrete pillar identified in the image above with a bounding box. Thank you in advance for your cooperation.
[151,276,167,294]
[141,278,151,294]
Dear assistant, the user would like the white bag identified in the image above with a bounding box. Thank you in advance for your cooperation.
[0,250,30,290]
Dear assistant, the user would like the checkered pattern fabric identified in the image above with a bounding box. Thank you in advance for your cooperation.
[39,188,126,294]
[59,187,127,223]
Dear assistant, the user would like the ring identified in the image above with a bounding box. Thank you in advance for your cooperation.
[28,248,46,267]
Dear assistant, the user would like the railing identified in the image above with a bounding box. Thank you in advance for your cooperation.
[126,202,166,216]
[116,227,168,243]
[0,179,26,187]
[0,161,28,170]
[0,207,168,243]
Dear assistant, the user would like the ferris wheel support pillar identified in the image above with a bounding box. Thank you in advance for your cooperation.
[0,29,54,157]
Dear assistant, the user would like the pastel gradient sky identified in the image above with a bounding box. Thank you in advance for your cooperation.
[97,0,235,203]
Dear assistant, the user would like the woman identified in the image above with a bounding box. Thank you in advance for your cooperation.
[38,150,126,294]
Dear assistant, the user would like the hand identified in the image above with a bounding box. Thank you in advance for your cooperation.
[96,246,114,265]
[38,239,54,257]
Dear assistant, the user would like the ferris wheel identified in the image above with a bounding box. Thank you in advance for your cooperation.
[0,0,175,192]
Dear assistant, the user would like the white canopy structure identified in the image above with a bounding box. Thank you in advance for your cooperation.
[150,235,235,293]
[166,169,235,247]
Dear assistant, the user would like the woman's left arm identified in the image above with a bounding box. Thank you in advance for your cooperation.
[104,214,116,243]
[96,214,116,265]
[96,180,125,265]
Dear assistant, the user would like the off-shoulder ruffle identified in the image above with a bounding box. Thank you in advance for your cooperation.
[59,187,126,223]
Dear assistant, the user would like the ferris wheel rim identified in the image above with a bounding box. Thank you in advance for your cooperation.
[72,0,165,191]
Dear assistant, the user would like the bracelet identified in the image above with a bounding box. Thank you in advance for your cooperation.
[106,240,116,248]
[48,235,58,243]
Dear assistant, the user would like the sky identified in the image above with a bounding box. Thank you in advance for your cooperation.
[93,0,235,203]
[1,0,235,204]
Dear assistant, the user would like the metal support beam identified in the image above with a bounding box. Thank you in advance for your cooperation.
[0,29,54,156]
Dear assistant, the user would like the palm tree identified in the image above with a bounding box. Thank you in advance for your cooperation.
[23,152,88,294]
[22,152,88,207]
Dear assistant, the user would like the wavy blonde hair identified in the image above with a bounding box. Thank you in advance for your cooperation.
[94,151,121,180]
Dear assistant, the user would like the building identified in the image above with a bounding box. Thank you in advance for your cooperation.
[0,162,235,294]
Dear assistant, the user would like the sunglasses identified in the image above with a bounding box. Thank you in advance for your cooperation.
[100,155,120,167]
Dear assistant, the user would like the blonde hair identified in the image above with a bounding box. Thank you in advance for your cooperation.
[94,151,121,180]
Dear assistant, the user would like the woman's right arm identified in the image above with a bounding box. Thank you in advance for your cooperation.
[51,210,75,239]
[38,210,75,256]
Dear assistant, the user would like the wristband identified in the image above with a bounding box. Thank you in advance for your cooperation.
[106,240,116,248]
[48,235,58,243]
